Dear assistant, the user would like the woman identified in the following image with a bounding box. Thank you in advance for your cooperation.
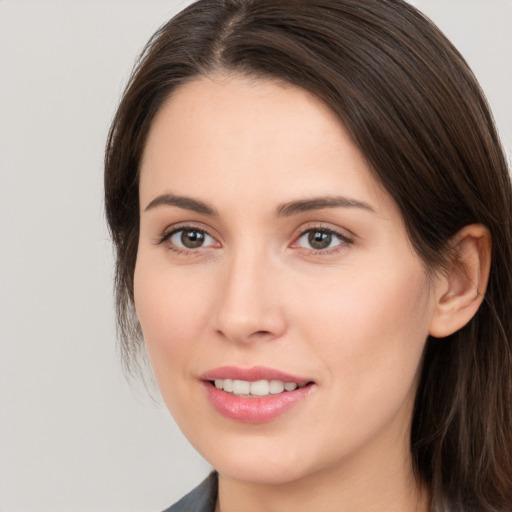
[104,1,512,510]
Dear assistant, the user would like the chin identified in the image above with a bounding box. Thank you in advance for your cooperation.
[214,458,310,485]
[194,432,319,485]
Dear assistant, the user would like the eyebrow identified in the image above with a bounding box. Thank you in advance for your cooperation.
[276,196,375,217]
[144,192,375,217]
[144,193,218,215]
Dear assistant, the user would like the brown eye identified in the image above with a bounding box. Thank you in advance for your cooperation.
[180,229,206,248]
[294,228,350,252]
[308,231,332,250]
[167,228,216,250]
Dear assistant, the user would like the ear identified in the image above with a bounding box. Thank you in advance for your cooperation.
[429,224,492,338]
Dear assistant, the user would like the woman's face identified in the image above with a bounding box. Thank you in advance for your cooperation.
[135,75,440,485]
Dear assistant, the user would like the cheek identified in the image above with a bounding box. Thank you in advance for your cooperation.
[133,256,214,391]
[290,256,430,348]
[133,261,218,435]
[293,259,431,424]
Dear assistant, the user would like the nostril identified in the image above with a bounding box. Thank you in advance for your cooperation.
[214,305,287,344]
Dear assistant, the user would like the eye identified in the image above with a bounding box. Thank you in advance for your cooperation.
[294,228,350,252]
[164,227,217,250]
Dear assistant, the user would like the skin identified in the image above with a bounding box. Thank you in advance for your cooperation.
[134,74,455,511]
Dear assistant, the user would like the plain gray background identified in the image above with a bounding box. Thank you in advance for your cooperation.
[0,1,510,511]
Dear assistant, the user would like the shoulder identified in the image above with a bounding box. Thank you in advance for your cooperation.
[162,471,218,512]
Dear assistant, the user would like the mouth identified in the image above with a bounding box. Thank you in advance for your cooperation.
[200,367,315,423]
[209,378,311,397]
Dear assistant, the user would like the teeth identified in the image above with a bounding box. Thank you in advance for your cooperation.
[232,380,250,395]
[213,379,303,397]
[250,380,269,396]
[269,380,285,394]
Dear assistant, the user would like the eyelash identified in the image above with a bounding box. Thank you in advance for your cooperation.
[156,225,218,255]
[156,224,353,255]
[292,225,353,255]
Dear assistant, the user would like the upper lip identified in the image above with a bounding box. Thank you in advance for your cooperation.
[200,366,313,385]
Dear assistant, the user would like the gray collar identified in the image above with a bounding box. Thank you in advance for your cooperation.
[163,472,218,512]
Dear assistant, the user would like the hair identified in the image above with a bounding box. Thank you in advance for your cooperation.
[104,0,512,510]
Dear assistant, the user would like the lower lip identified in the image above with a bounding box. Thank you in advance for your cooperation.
[202,382,313,423]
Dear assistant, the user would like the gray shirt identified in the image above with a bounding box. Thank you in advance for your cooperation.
[163,472,218,512]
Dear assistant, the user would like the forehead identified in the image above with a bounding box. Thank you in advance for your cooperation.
[139,74,391,215]
[141,73,347,165]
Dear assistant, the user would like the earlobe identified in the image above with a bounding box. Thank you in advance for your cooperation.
[429,224,492,339]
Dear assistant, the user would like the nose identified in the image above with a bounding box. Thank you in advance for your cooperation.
[214,248,287,344]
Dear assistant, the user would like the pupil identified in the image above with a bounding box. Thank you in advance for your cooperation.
[181,230,204,248]
[308,231,331,250]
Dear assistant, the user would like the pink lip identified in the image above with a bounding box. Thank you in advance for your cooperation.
[200,366,314,424]
[200,366,312,385]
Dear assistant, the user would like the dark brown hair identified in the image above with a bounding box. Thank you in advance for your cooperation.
[104,1,512,509]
